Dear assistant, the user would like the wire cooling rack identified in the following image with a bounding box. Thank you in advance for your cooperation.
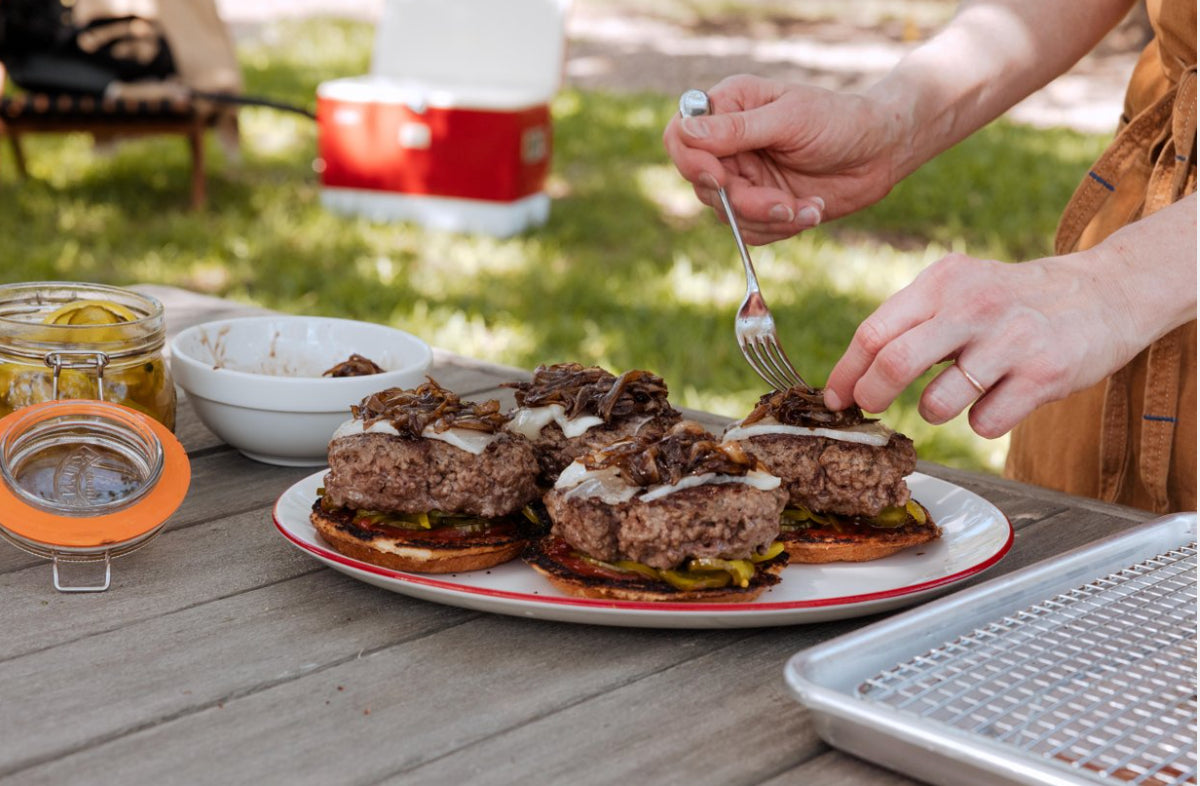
[857,543,1197,786]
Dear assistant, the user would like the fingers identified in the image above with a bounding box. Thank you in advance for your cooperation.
[919,360,993,425]
[676,77,792,158]
[663,115,727,189]
[663,75,798,191]
[829,320,1023,438]
[825,287,946,412]
[693,182,824,243]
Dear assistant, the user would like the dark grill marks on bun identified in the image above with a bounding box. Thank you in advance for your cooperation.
[523,534,788,603]
[778,502,939,564]
[311,499,545,575]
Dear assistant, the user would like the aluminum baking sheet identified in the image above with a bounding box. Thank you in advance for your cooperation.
[786,512,1197,786]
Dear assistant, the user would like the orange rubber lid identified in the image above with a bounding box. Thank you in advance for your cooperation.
[0,400,190,549]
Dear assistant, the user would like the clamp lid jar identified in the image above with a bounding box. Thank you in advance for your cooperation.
[0,281,176,430]
[0,399,190,591]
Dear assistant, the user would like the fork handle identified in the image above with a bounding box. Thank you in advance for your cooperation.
[716,187,762,295]
[679,90,764,295]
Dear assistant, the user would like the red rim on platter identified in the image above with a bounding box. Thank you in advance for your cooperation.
[273,470,1014,626]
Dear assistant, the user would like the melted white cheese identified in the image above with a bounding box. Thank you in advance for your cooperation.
[554,461,781,505]
[638,470,781,502]
[506,404,604,440]
[555,464,638,505]
[721,415,893,447]
[331,418,501,455]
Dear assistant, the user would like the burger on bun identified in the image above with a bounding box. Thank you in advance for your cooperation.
[526,421,789,602]
[722,386,938,564]
[312,380,544,573]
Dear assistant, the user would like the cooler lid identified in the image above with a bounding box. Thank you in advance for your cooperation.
[317,75,551,111]
[369,0,569,99]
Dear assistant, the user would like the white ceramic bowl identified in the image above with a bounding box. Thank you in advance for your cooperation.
[169,316,432,466]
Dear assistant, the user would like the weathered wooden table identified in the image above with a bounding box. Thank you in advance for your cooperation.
[0,286,1157,785]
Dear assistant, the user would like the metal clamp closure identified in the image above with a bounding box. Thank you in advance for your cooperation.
[44,350,110,401]
[52,551,112,593]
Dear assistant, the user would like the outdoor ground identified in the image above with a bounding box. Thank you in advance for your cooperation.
[3,1,1146,473]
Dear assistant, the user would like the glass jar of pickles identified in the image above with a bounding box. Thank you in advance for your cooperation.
[0,282,176,430]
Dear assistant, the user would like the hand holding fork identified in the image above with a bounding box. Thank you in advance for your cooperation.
[679,89,814,394]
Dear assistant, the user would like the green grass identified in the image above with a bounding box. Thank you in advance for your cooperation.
[0,18,1108,473]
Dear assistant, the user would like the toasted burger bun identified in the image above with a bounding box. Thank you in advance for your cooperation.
[781,504,939,564]
[523,535,788,603]
[311,502,534,574]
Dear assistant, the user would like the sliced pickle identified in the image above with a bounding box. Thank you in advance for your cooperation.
[781,506,813,522]
[350,510,492,531]
[659,569,733,591]
[868,505,910,528]
[782,505,834,525]
[611,560,661,580]
[780,519,808,533]
[749,541,785,563]
[576,552,644,576]
[686,557,754,587]
[785,500,926,533]
[781,506,815,532]
[43,300,137,326]
[868,500,926,529]
[575,552,757,589]
[41,299,139,343]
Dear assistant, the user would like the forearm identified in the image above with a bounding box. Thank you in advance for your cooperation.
[1075,194,1198,354]
[868,0,1135,180]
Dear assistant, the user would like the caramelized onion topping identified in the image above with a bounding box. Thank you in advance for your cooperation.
[742,386,873,429]
[352,379,509,437]
[579,421,762,486]
[506,362,675,423]
[323,353,384,378]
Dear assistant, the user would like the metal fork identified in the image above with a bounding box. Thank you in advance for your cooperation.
[679,89,813,393]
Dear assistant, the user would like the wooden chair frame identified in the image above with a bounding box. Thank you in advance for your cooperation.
[0,63,208,209]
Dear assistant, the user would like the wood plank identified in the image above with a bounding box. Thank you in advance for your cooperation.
[922,461,1151,525]
[173,389,226,453]
[10,617,771,784]
[390,625,864,785]
[1000,504,1150,574]
[132,284,272,339]
[764,750,921,785]
[431,349,530,394]
[0,505,319,662]
[0,569,480,778]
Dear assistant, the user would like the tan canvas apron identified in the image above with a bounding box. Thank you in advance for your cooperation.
[1005,0,1197,513]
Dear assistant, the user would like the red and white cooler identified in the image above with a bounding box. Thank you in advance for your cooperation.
[316,0,569,237]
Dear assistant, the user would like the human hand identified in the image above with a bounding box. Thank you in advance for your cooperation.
[822,252,1145,439]
[662,74,904,244]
